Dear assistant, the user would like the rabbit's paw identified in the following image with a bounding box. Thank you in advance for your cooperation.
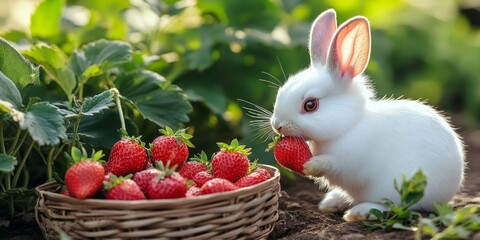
[343,202,388,222]
[303,155,332,177]
[318,188,351,212]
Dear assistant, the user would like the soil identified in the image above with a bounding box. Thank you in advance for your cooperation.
[1,115,479,240]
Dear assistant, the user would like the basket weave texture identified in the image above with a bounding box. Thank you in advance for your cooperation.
[35,164,280,240]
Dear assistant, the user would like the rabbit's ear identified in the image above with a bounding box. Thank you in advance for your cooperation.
[327,17,370,81]
[309,9,337,66]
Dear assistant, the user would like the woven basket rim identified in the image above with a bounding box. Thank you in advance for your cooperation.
[35,164,280,209]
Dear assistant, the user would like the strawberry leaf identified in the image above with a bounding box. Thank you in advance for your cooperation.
[115,70,192,128]
[20,102,66,146]
[71,40,131,80]
[30,0,63,40]
[0,71,22,110]
[81,89,115,116]
[23,44,76,100]
[0,37,36,90]
[0,154,17,173]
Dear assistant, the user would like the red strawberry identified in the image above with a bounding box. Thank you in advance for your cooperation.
[106,137,147,176]
[133,168,161,194]
[192,171,214,187]
[65,147,105,199]
[147,163,187,199]
[178,151,209,180]
[60,189,69,196]
[200,178,238,195]
[186,186,202,197]
[235,171,267,188]
[211,139,250,182]
[150,127,194,168]
[104,175,146,200]
[268,136,312,175]
[143,161,153,170]
[254,168,272,180]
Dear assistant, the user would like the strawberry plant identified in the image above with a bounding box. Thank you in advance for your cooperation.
[0,0,192,217]
[363,170,480,239]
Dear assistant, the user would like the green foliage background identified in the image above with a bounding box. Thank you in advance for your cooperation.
[0,0,479,216]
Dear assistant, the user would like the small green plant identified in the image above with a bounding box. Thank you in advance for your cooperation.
[363,170,480,239]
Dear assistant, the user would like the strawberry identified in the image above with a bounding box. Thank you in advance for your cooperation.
[268,136,312,175]
[186,186,202,197]
[235,171,267,188]
[133,168,161,194]
[254,168,272,180]
[177,151,209,180]
[211,139,250,182]
[106,136,147,176]
[192,171,214,187]
[147,163,187,199]
[104,174,146,200]
[65,147,105,199]
[144,161,153,170]
[150,127,194,168]
[200,178,238,195]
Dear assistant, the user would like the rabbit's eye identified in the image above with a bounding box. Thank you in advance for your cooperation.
[303,98,319,112]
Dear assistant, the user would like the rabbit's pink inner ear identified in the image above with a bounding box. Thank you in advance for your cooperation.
[329,17,371,79]
[309,9,337,66]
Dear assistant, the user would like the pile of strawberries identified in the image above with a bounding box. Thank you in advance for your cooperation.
[62,127,272,200]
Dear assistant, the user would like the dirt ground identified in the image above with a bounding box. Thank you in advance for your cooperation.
[1,115,479,240]
[269,114,480,240]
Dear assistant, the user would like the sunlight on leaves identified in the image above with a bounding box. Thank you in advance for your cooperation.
[30,0,64,40]
[23,44,76,100]
[0,38,36,90]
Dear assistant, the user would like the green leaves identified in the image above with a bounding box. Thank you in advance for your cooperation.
[23,44,76,100]
[0,154,17,173]
[0,38,36,90]
[363,170,426,231]
[116,70,192,128]
[0,71,22,110]
[30,0,64,40]
[20,102,66,146]
[217,139,251,156]
[363,170,479,240]
[394,170,427,209]
[81,89,115,116]
[71,40,132,80]
[159,126,194,148]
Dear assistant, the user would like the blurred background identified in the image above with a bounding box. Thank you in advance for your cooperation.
[1,0,479,166]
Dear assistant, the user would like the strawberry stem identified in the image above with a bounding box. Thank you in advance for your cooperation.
[112,88,126,133]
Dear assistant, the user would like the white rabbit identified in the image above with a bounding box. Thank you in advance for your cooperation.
[270,9,465,221]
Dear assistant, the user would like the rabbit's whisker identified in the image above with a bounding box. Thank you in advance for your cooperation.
[238,99,275,142]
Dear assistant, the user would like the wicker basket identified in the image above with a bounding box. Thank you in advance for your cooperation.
[35,164,280,240]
